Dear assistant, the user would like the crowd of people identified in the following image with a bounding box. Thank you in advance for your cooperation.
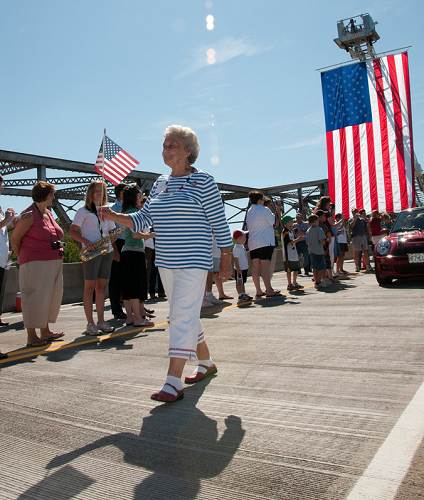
[0,126,394,400]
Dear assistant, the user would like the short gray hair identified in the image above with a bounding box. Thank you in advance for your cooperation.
[164,124,200,165]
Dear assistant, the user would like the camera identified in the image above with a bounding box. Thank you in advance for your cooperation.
[51,241,64,250]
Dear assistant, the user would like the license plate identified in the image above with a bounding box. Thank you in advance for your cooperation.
[408,253,424,263]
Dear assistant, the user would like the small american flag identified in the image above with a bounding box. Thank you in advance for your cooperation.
[95,135,139,185]
[321,51,415,216]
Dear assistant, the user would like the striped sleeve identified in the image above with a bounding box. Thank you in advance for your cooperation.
[201,174,232,248]
[128,180,158,232]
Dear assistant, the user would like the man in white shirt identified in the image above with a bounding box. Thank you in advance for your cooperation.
[245,191,281,298]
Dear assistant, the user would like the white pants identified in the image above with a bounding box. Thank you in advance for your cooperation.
[159,268,208,360]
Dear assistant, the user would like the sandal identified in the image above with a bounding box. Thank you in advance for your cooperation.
[219,295,234,300]
[151,384,184,403]
[255,292,266,299]
[266,290,281,297]
[0,352,8,360]
[26,340,49,348]
[185,364,218,384]
[144,308,155,315]
[43,332,64,342]
[134,318,155,327]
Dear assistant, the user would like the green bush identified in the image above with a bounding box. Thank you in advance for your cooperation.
[54,219,81,263]
[63,231,81,263]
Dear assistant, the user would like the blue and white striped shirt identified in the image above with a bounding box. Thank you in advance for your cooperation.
[129,169,232,270]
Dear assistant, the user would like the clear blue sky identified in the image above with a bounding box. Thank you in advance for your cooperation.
[1,0,423,214]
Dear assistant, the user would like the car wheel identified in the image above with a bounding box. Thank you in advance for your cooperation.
[377,276,393,287]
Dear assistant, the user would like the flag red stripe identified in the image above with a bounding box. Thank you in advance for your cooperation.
[402,52,415,207]
[387,55,408,209]
[111,155,134,173]
[339,128,349,217]
[94,136,139,186]
[102,173,119,186]
[108,159,133,176]
[98,164,121,185]
[94,165,115,183]
[326,132,335,204]
[104,159,129,177]
[101,167,126,185]
[352,125,363,210]
[105,158,129,174]
[366,122,378,210]
[115,151,137,169]
[101,167,122,183]
[119,149,139,166]
[374,59,393,213]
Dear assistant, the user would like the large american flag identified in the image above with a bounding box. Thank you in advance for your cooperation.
[95,135,139,185]
[321,51,415,216]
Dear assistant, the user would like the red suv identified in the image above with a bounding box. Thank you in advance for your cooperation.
[374,207,424,286]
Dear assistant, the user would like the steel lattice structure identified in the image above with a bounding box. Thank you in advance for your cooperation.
[0,149,332,229]
[2,149,423,230]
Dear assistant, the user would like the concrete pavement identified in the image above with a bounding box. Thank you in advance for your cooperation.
[0,266,424,499]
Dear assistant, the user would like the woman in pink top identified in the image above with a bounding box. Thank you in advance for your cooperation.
[12,181,64,347]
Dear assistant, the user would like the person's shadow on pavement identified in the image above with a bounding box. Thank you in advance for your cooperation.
[46,378,245,499]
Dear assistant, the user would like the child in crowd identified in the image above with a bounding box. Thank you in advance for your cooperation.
[213,246,234,301]
[317,210,334,284]
[203,235,233,307]
[232,230,252,303]
[281,216,304,291]
[306,214,327,289]
[334,213,349,275]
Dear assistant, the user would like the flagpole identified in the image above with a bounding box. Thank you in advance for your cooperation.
[315,45,412,72]
[102,128,106,177]
[102,128,106,207]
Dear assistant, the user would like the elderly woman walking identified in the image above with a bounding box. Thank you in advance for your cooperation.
[11,181,64,347]
[100,125,232,403]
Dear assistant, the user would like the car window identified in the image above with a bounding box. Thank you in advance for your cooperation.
[391,210,424,232]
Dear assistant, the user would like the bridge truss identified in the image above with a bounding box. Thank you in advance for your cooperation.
[0,149,331,228]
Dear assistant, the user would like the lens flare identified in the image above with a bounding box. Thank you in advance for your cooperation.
[206,47,216,65]
[206,14,215,31]
[211,154,220,166]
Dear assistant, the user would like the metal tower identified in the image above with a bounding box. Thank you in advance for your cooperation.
[334,14,380,61]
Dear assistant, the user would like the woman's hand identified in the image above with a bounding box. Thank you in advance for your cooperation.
[219,251,233,282]
[11,212,33,256]
[133,231,152,240]
[98,206,115,221]
[98,208,135,229]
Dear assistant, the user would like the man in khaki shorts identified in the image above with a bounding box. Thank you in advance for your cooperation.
[350,208,372,272]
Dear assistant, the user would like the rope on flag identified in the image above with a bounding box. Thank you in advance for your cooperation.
[95,134,139,185]
[321,51,415,216]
